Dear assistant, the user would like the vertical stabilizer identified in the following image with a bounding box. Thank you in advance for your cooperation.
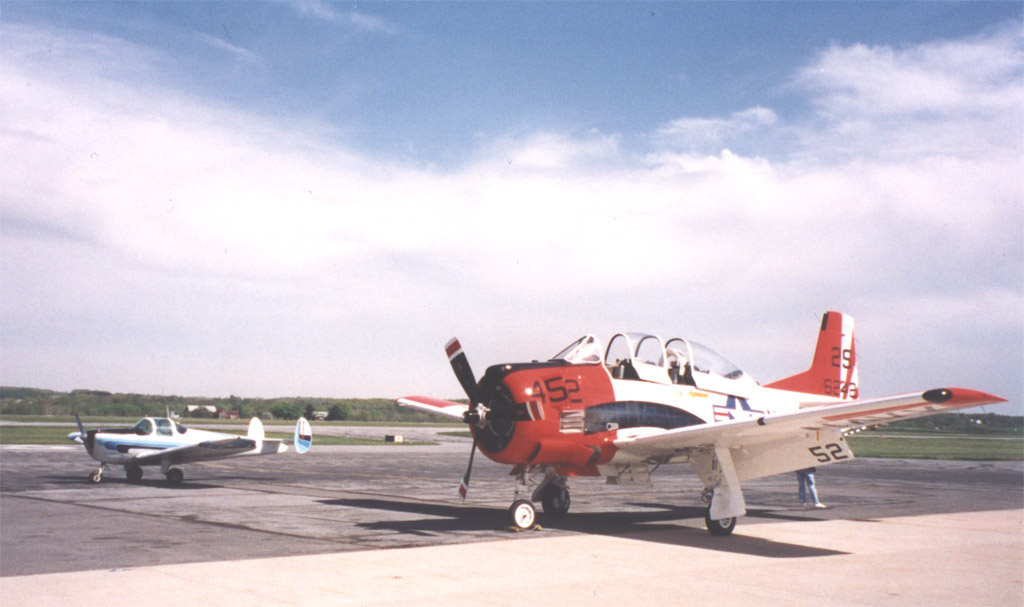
[247,417,265,440]
[765,311,859,399]
[294,417,312,454]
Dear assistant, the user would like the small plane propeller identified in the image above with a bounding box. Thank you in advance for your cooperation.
[74,413,94,455]
[446,338,483,499]
[446,338,480,412]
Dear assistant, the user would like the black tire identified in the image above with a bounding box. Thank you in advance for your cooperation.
[705,509,736,536]
[165,468,184,484]
[508,500,536,530]
[89,470,102,484]
[540,484,570,517]
[125,465,143,483]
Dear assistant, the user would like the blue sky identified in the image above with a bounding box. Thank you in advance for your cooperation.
[2,2,1022,415]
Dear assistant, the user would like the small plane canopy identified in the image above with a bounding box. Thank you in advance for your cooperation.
[130,417,188,436]
[552,332,757,392]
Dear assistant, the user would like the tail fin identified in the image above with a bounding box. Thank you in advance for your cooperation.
[765,311,859,399]
[293,417,312,454]
[247,417,265,440]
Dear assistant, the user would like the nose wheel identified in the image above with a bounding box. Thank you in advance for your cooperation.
[508,500,537,530]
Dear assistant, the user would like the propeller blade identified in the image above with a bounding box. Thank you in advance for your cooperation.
[75,414,94,455]
[458,435,478,500]
[446,338,479,403]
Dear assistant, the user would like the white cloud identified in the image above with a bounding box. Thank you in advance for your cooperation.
[291,1,399,35]
[196,33,259,63]
[656,106,778,151]
[1,22,1020,412]
[793,24,1024,162]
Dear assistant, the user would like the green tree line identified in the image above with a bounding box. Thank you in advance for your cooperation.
[0,386,447,423]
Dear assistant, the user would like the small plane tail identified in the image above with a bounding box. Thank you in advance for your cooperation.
[247,417,265,440]
[293,417,312,454]
[765,311,859,399]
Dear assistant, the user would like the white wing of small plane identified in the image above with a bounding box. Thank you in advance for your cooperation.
[613,386,1004,521]
[615,386,1000,459]
[130,437,264,466]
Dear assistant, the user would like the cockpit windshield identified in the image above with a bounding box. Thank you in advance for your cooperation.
[666,338,746,380]
[551,335,603,364]
[132,417,186,435]
[155,418,173,436]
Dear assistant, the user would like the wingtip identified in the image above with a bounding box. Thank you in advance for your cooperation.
[928,388,1007,406]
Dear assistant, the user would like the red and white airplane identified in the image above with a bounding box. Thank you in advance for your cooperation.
[399,311,1005,535]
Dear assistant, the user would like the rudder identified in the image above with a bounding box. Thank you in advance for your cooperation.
[765,311,859,399]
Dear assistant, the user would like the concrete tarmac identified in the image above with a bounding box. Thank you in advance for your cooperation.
[1,434,1022,606]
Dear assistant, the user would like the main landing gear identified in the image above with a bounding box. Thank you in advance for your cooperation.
[704,510,736,536]
[700,487,737,536]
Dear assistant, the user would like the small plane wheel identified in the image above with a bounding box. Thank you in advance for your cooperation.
[508,500,537,530]
[540,484,570,517]
[89,470,103,484]
[165,468,184,484]
[125,465,143,483]
[705,509,736,537]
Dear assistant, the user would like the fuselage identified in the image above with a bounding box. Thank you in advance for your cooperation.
[75,417,235,465]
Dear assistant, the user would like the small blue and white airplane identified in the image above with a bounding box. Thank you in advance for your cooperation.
[68,414,312,484]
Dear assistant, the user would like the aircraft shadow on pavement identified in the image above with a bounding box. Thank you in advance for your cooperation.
[40,474,225,490]
[320,497,848,558]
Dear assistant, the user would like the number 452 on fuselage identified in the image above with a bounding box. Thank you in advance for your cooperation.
[68,415,312,484]
[399,311,1004,535]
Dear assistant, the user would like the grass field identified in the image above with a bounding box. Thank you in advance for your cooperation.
[0,415,459,428]
[846,434,1022,460]
[0,425,433,446]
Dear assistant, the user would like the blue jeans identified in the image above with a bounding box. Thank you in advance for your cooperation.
[797,469,819,504]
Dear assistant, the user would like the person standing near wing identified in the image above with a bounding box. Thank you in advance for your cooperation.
[797,467,827,508]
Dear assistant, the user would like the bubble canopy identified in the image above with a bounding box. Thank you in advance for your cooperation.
[551,332,754,385]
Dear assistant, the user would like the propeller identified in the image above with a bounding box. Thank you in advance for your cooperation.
[458,435,477,499]
[75,413,94,455]
[447,338,482,499]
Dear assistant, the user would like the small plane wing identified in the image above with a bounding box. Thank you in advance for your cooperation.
[615,387,1006,459]
[131,436,258,466]
[397,396,469,420]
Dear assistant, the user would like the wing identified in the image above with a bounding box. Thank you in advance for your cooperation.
[397,396,468,420]
[131,437,258,466]
[615,387,1005,480]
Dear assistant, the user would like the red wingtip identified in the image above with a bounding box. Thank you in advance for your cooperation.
[940,387,1007,407]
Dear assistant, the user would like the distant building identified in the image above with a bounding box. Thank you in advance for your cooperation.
[312,411,328,421]
[218,410,239,420]
[185,405,217,414]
